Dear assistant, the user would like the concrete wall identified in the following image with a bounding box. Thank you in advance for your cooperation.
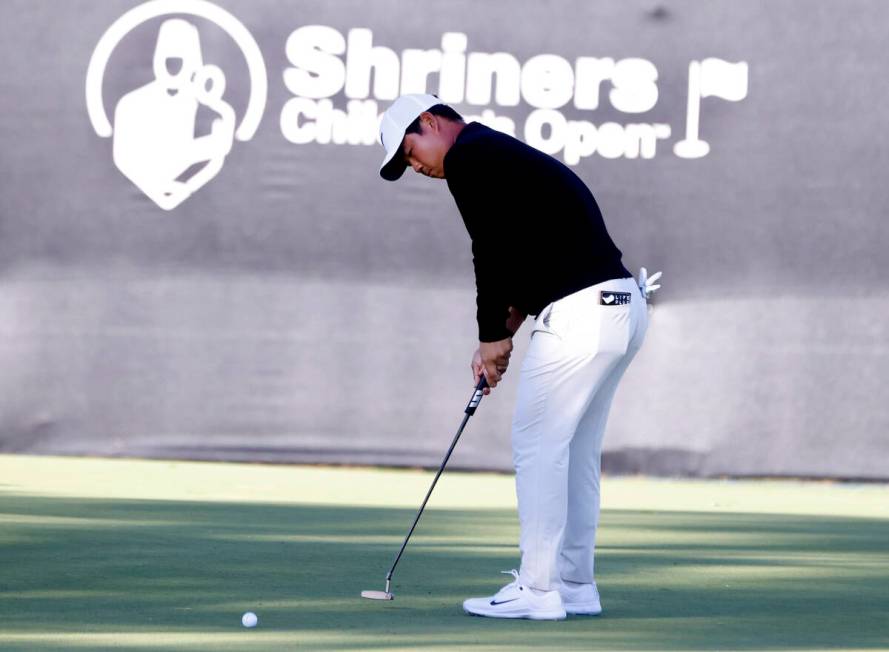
[1,0,886,478]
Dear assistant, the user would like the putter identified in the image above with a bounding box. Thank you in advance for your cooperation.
[361,375,489,601]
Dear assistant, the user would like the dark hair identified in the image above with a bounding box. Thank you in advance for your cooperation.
[404,103,464,135]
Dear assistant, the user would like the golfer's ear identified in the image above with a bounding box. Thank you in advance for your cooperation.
[420,111,438,132]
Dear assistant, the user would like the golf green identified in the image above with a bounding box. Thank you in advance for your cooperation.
[1,455,887,651]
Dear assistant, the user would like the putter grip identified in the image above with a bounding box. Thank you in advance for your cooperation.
[465,376,489,415]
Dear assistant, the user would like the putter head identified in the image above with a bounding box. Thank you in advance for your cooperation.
[361,590,394,601]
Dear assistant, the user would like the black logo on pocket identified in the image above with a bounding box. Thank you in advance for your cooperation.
[601,291,631,305]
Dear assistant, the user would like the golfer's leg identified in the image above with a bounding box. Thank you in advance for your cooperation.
[512,328,565,592]
[560,290,649,584]
[512,329,622,592]
[558,355,631,585]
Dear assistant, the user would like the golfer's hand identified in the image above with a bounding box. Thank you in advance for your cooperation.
[478,338,513,389]
[471,349,492,395]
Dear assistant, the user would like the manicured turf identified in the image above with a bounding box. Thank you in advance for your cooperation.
[1,455,887,651]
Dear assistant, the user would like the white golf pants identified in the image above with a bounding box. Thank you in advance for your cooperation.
[512,276,648,591]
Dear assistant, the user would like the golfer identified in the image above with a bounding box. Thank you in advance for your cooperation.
[379,94,652,620]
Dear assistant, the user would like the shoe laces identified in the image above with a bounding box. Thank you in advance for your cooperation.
[500,569,521,588]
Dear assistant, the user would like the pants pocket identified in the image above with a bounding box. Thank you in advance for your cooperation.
[523,326,564,375]
[598,305,632,355]
[567,304,631,357]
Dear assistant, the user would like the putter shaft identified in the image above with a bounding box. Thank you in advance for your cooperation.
[382,377,488,589]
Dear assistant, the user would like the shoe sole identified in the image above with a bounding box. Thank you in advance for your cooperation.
[564,603,602,616]
[464,608,566,621]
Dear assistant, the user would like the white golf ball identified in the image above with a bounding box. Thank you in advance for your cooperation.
[241,611,258,628]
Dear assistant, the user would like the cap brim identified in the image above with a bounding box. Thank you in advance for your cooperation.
[379,143,407,181]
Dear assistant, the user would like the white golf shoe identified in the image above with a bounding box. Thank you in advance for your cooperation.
[559,580,602,616]
[462,570,567,620]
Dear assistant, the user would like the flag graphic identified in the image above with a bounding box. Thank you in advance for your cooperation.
[674,58,750,159]
[700,58,749,101]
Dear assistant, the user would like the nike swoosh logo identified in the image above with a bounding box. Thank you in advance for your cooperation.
[490,598,520,606]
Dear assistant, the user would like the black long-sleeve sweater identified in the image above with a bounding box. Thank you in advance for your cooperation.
[443,122,631,342]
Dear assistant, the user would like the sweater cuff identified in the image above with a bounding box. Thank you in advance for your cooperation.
[478,322,514,343]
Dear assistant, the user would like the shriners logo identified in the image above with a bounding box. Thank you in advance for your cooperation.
[86,0,267,210]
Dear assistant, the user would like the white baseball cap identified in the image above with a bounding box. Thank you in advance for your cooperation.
[378,93,441,181]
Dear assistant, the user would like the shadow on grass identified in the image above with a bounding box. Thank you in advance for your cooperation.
[0,493,887,651]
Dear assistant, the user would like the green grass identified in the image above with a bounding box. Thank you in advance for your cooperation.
[0,456,887,651]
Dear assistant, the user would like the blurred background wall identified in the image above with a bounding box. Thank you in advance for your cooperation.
[1,0,886,478]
